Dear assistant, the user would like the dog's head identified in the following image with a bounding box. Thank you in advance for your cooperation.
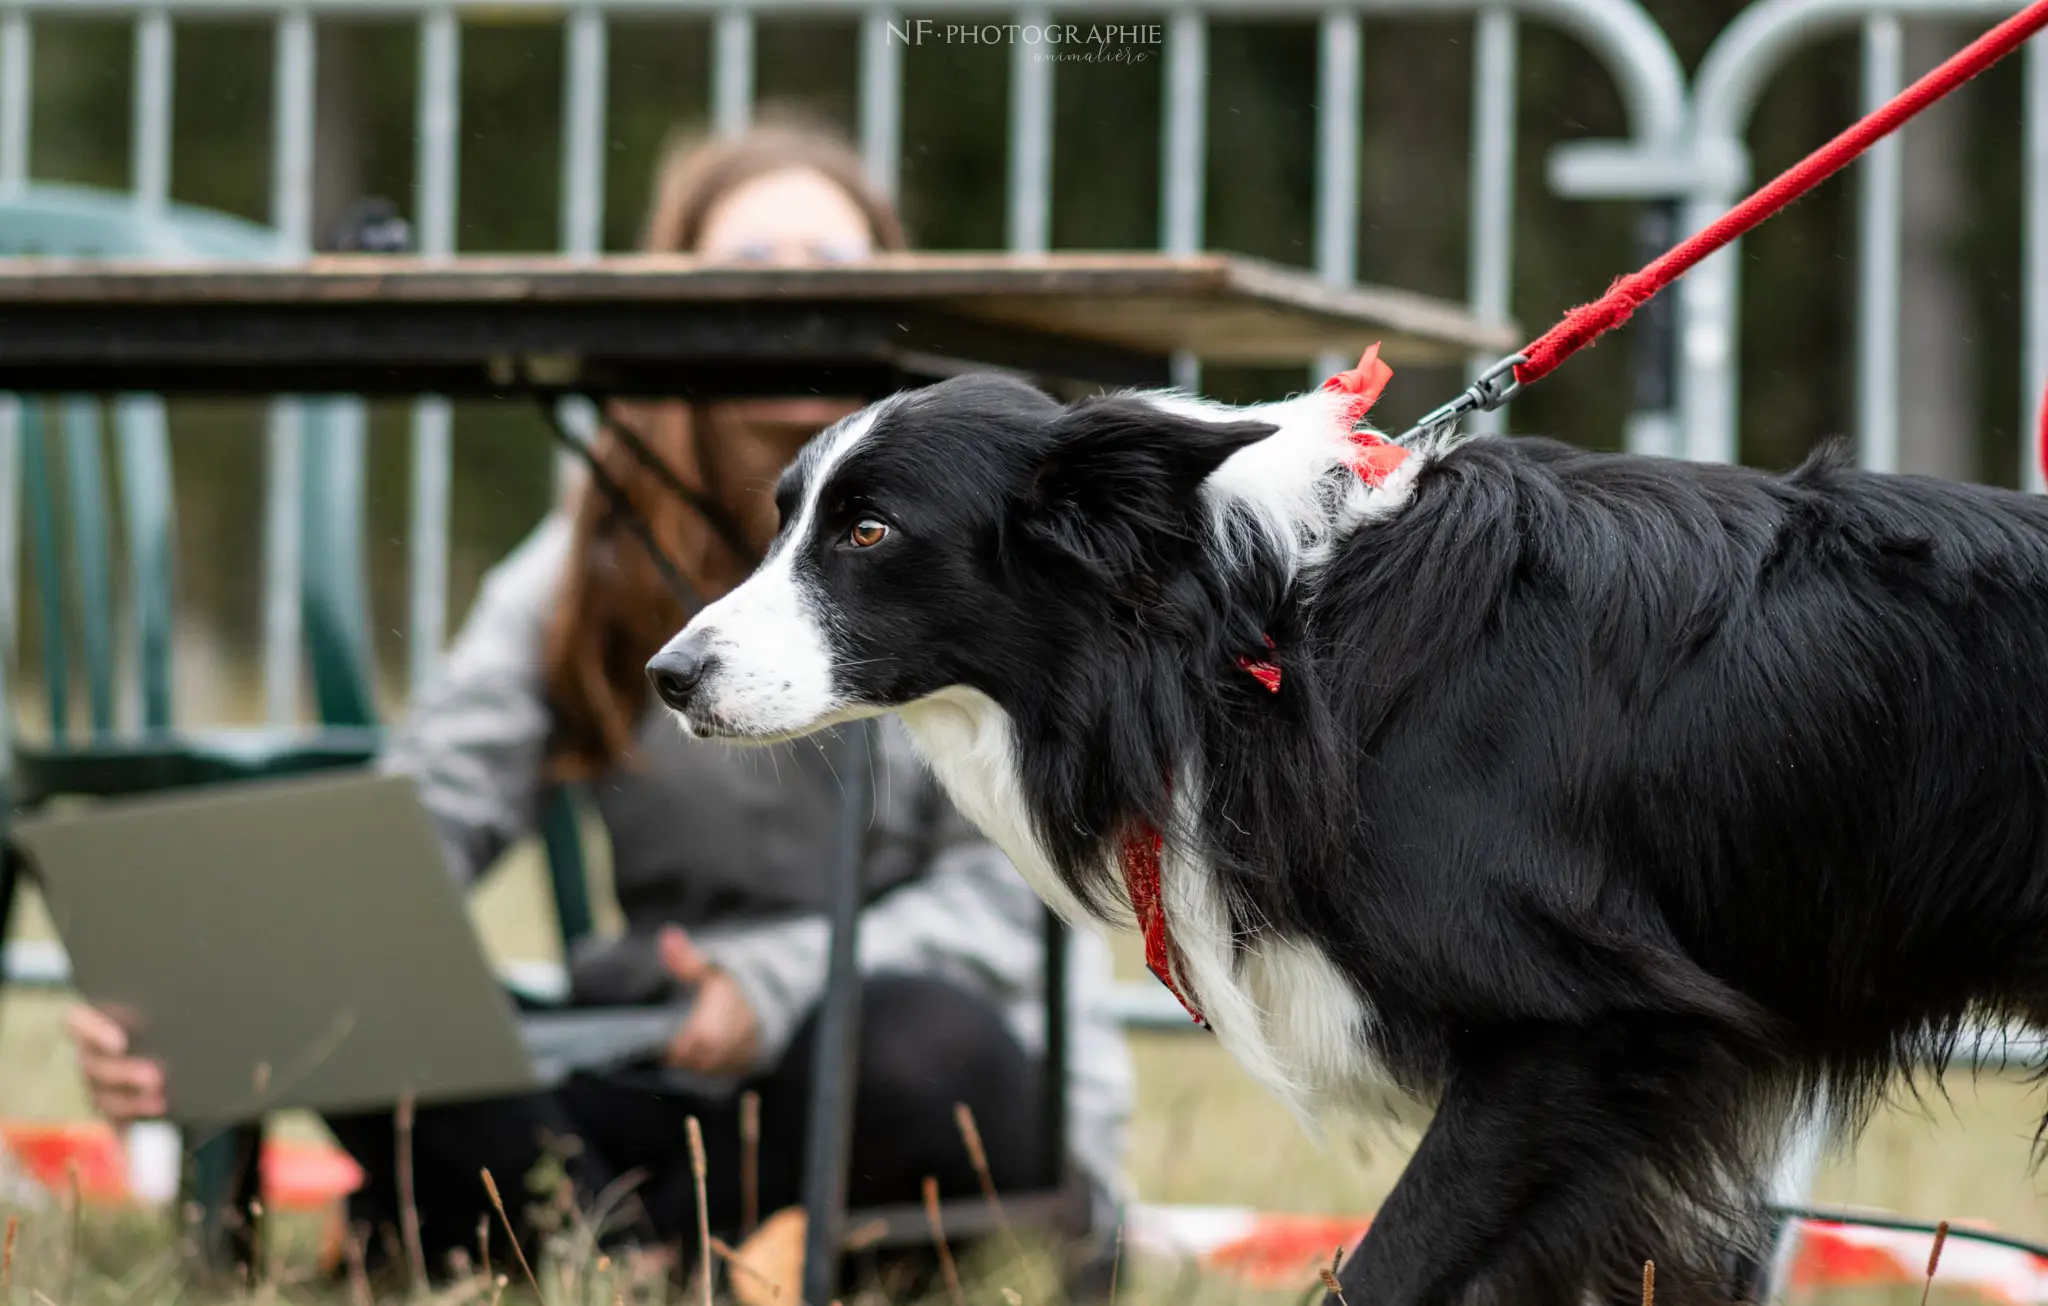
[647,372,1278,742]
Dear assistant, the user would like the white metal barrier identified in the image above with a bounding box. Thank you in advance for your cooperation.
[1672,0,2048,491]
[0,0,1684,707]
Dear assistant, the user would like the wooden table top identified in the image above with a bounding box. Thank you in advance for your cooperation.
[0,251,1518,368]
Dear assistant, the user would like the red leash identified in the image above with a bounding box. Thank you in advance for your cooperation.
[1404,0,2048,444]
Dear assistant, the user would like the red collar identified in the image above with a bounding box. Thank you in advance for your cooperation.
[1119,345,1402,1026]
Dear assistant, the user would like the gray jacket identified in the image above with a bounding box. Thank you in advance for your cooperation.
[378,516,1133,1192]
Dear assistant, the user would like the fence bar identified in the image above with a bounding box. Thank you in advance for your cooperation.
[265,8,315,725]
[1856,15,1902,474]
[133,9,173,208]
[272,8,314,249]
[1313,8,1360,384]
[1,11,29,192]
[0,398,16,659]
[1008,5,1053,253]
[1465,6,1517,436]
[2027,34,2048,494]
[859,8,901,199]
[1162,9,1205,391]
[406,7,459,692]
[713,6,754,138]
[552,14,602,505]
[263,407,303,724]
[561,5,607,257]
[553,0,602,498]
[556,5,606,485]
[417,5,459,257]
[406,402,452,690]
[1677,211,1740,465]
[0,13,21,671]
[1160,10,1204,254]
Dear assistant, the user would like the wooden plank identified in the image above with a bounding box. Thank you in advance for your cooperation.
[0,252,1517,364]
[0,300,1174,397]
[0,253,1246,301]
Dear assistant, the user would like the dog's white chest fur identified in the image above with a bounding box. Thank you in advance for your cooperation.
[898,687,1394,1128]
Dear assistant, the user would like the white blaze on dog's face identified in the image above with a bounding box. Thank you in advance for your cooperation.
[649,378,1055,742]
[643,400,872,741]
[646,373,1280,743]
[648,400,886,741]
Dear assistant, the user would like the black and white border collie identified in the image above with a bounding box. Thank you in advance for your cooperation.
[647,367,2048,1306]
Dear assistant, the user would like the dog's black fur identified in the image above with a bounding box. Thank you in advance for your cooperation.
[665,374,2048,1306]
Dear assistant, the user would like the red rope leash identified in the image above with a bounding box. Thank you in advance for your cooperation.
[1404,0,2048,443]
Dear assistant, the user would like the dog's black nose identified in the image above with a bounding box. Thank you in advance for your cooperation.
[647,642,716,714]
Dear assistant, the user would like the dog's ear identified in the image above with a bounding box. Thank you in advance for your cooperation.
[1018,397,1275,585]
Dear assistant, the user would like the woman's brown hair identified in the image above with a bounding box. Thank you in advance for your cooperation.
[541,114,906,781]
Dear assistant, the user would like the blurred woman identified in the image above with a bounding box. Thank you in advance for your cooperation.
[68,115,1132,1286]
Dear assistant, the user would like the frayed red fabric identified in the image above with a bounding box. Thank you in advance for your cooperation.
[1118,346,1402,1025]
[1322,341,1395,424]
[1325,344,1409,489]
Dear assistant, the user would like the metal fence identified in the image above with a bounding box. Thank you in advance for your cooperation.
[0,0,2042,699]
[0,0,1690,714]
[1667,0,2048,488]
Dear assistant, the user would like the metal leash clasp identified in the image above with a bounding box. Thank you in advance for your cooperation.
[1394,353,1527,444]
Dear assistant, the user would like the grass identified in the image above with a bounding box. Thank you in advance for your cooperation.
[7,839,2048,1304]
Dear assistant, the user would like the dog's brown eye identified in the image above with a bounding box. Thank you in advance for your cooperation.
[848,518,889,549]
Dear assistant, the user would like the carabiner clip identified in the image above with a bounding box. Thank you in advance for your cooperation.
[1394,353,1527,445]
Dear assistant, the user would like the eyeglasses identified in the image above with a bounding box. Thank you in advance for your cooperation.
[710,238,872,265]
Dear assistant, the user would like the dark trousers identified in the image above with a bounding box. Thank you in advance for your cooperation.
[325,973,1053,1277]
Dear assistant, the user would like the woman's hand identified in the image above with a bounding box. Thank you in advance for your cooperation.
[658,925,761,1076]
[66,1004,166,1126]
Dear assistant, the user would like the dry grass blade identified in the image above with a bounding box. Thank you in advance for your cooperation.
[953,1102,1043,1297]
[1921,1221,1950,1306]
[398,1091,431,1295]
[64,1160,82,1306]
[1320,1246,1351,1305]
[1106,1219,1123,1306]
[479,1168,540,1298]
[2,1212,18,1295]
[922,1176,966,1306]
[708,1235,788,1304]
[252,1198,277,1298]
[345,1224,374,1306]
[740,1091,762,1240]
[1642,1260,1655,1306]
[688,1116,714,1306]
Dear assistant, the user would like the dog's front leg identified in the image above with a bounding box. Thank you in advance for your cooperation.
[1328,1017,1767,1306]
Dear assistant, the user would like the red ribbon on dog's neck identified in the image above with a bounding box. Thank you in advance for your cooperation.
[1121,346,1403,1026]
